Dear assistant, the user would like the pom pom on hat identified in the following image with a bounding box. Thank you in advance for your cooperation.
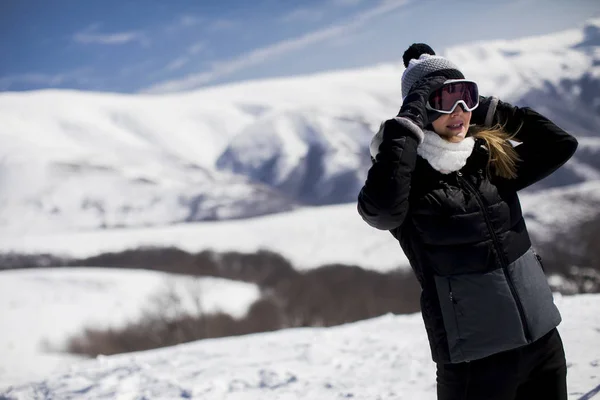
[402,43,436,68]
[400,43,465,98]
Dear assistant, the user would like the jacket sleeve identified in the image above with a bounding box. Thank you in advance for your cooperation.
[357,117,422,230]
[492,101,578,192]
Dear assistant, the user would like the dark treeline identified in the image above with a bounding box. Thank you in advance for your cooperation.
[2,246,421,357]
[63,250,421,357]
[66,263,422,357]
[538,211,600,294]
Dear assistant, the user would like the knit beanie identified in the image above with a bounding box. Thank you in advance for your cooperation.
[401,43,465,99]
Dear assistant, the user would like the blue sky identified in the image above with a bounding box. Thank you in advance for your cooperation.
[2,0,599,93]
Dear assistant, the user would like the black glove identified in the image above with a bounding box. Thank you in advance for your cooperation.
[472,96,519,129]
[471,96,498,127]
[397,75,448,129]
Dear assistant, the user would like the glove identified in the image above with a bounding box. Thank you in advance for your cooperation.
[397,75,448,129]
[472,96,518,129]
[471,96,499,127]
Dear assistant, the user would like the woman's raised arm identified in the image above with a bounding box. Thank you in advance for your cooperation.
[476,98,578,192]
[358,117,421,230]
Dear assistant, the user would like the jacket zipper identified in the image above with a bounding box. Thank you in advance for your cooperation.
[448,278,466,361]
[448,279,461,334]
[532,248,545,272]
[456,171,532,342]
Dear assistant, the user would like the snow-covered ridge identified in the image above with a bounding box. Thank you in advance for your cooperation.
[0,19,599,233]
[445,18,598,100]
[446,18,600,140]
[2,293,599,399]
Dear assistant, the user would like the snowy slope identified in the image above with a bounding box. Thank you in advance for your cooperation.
[2,294,599,399]
[0,268,260,388]
[0,202,411,271]
[520,180,600,241]
[1,19,600,233]
[0,90,296,235]
[2,180,600,271]
[216,109,372,205]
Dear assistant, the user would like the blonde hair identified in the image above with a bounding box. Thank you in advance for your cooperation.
[469,124,521,180]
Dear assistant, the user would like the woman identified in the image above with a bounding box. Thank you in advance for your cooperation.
[357,43,578,400]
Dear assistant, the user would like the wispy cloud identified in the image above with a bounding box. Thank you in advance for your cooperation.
[73,25,149,46]
[206,19,237,33]
[330,0,364,6]
[144,0,411,93]
[164,14,205,33]
[188,41,206,55]
[73,31,144,45]
[179,15,203,27]
[160,41,206,73]
[165,57,189,72]
[279,0,363,24]
[0,68,94,91]
[279,8,326,24]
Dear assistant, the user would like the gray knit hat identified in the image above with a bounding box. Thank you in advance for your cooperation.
[401,43,465,99]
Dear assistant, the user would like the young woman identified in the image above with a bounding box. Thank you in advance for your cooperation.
[358,43,578,400]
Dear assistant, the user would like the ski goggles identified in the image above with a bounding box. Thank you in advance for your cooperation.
[426,79,479,114]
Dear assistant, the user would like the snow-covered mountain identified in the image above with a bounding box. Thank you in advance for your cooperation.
[0,91,298,234]
[216,110,373,205]
[2,292,599,400]
[1,19,599,234]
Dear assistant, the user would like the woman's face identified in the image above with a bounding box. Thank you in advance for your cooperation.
[431,105,471,143]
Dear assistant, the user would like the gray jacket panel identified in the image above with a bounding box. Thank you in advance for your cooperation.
[435,248,560,363]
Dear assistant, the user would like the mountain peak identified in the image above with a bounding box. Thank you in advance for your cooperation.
[577,17,600,48]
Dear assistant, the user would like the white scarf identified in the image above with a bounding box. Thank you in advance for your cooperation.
[417,130,475,174]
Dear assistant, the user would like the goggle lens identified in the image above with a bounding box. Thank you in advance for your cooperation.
[428,81,479,113]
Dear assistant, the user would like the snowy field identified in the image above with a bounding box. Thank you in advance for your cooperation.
[0,268,260,389]
[0,202,411,271]
[1,294,599,400]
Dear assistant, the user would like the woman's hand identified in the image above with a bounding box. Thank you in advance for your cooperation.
[472,96,520,131]
[397,75,448,129]
[471,96,499,127]
[475,99,578,192]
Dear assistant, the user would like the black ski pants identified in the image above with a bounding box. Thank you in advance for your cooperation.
[437,328,567,400]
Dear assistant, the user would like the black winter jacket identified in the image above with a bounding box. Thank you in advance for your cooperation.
[357,104,578,364]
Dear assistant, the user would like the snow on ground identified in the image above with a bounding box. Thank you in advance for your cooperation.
[1,294,599,400]
[0,268,260,389]
[0,203,411,272]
